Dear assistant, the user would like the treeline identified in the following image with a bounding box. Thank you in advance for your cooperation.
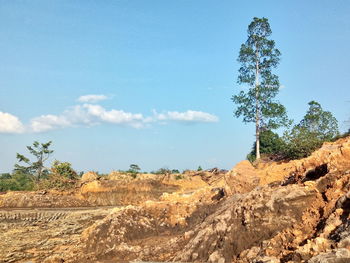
[246,101,346,162]
[0,143,204,192]
[0,141,78,192]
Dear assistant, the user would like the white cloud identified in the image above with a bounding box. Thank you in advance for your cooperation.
[29,104,149,132]
[2,103,219,134]
[0,112,25,134]
[30,114,71,132]
[82,104,146,128]
[154,110,219,123]
[77,94,108,103]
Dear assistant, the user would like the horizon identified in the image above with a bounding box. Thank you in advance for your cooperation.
[1,0,350,173]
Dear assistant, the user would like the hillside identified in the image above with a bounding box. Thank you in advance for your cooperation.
[1,137,350,262]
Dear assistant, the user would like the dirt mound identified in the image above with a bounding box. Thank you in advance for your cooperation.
[59,137,350,263]
[79,179,179,206]
[1,136,350,262]
[0,190,90,208]
[255,136,350,185]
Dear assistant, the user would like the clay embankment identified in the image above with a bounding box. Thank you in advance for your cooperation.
[65,137,350,263]
[0,172,186,208]
[1,137,350,262]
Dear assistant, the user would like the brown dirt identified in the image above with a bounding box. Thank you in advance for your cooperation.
[1,136,350,262]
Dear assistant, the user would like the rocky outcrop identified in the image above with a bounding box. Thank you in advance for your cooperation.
[224,160,260,195]
[80,171,98,183]
[256,137,350,185]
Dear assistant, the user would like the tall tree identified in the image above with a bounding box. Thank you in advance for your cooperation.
[14,141,53,181]
[232,17,288,160]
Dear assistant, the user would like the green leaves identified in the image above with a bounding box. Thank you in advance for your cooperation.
[51,160,77,180]
[282,101,339,159]
[233,17,288,159]
[299,101,339,140]
[14,141,54,180]
[233,17,287,131]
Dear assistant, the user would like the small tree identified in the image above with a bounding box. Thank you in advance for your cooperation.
[51,160,77,180]
[232,17,288,160]
[282,101,339,159]
[197,166,203,171]
[14,141,53,181]
[299,101,339,141]
[128,164,141,174]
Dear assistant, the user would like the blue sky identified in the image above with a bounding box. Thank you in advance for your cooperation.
[0,1,349,173]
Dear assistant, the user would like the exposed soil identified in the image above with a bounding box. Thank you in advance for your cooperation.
[0,207,114,263]
[1,137,350,262]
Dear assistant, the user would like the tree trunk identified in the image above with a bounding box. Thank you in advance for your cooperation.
[255,47,261,160]
[256,121,260,160]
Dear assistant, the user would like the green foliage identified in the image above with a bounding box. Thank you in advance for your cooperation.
[34,160,78,190]
[126,164,141,178]
[128,164,141,174]
[299,101,339,140]
[197,166,203,171]
[282,101,339,159]
[0,172,34,191]
[151,167,171,175]
[51,160,78,179]
[0,173,11,180]
[171,169,180,174]
[247,130,285,162]
[14,141,54,180]
[282,126,322,159]
[35,174,76,190]
[232,17,288,159]
[232,17,287,129]
[175,175,184,180]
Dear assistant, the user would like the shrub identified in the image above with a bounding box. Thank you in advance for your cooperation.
[281,101,339,159]
[247,130,285,162]
[51,161,78,180]
[175,175,184,180]
[0,172,34,191]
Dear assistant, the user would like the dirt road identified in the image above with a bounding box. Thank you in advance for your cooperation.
[0,206,117,263]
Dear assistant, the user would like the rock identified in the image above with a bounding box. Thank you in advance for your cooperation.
[80,171,98,183]
[224,160,260,195]
[308,248,350,263]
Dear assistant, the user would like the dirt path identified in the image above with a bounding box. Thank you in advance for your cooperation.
[0,206,117,263]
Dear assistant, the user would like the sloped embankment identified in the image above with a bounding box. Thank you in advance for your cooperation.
[0,176,182,208]
[62,137,350,263]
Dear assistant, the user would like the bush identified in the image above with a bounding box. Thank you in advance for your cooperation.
[35,174,77,190]
[281,127,323,159]
[51,161,78,180]
[247,101,340,162]
[247,130,285,162]
[34,161,78,190]
[175,175,184,180]
[0,172,34,191]
[151,167,171,175]
[280,101,339,160]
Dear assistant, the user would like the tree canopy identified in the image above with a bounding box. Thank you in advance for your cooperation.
[232,17,288,160]
[14,141,53,180]
[282,101,339,159]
